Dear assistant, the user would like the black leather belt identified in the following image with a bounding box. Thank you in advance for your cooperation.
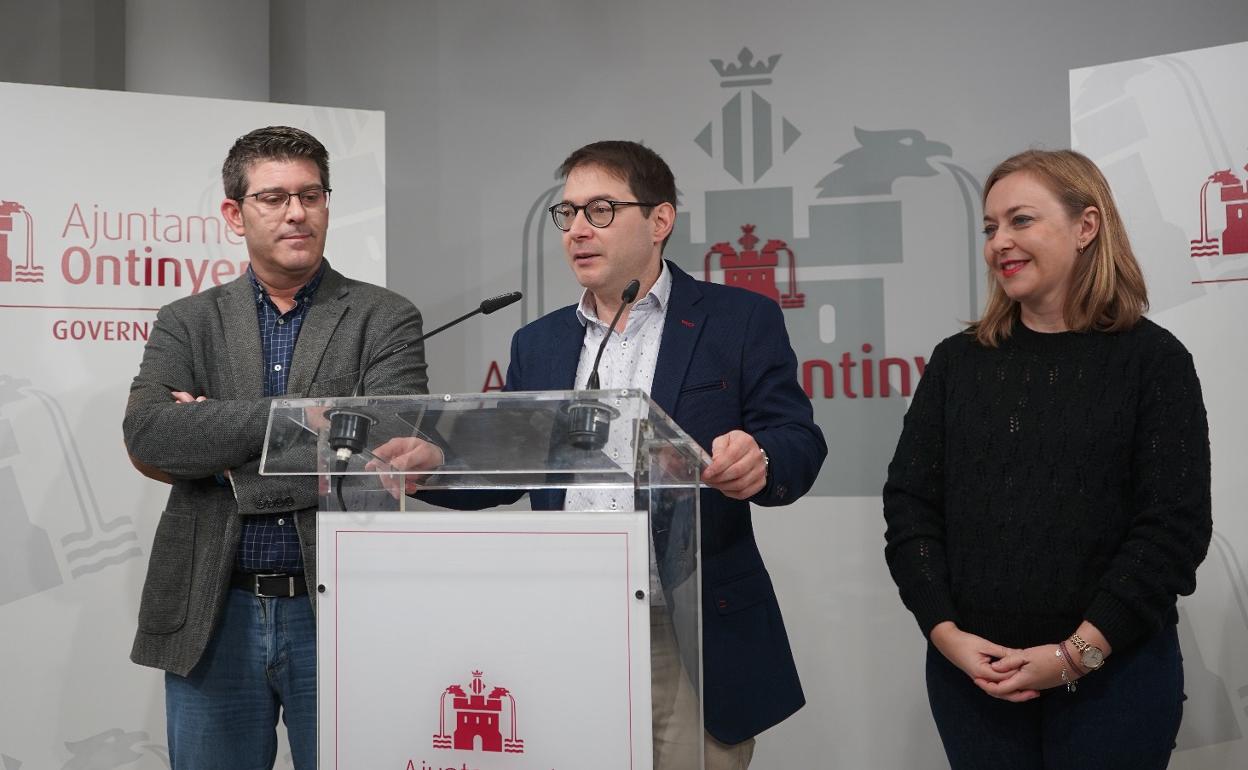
[231,572,307,598]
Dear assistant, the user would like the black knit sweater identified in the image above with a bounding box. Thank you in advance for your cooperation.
[883,318,1211,652]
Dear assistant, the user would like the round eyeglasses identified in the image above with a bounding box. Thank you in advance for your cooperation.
[236,187,332,213]
[548,198,662,231]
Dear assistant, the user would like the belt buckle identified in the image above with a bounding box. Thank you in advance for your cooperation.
[254,572,294,598]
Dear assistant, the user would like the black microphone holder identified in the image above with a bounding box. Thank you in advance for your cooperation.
[565,279,640,451]
[563,396,621,452]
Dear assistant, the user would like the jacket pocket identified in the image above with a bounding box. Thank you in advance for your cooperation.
[709,569,772,616]
[680,379,728,396]
[137,509,195,635]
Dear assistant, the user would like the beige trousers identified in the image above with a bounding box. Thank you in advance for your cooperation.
[651,607,756,770]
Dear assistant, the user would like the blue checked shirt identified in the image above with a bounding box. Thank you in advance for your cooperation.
[234,264,325,574]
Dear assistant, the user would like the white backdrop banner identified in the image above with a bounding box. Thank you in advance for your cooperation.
[0,82,385,769]
[1071,40,1248,769]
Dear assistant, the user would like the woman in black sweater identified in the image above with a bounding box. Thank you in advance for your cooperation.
[883,149,1211,769]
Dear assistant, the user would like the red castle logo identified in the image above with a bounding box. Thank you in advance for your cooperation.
[705,224,805,309]
[0,200,44,284]
[1191,165,1248,259]
[432,670,525,754]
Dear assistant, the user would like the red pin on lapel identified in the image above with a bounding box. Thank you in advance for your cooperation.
[680,319,695,328]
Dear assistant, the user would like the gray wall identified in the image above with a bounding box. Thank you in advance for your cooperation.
[268,0,1248,392]
[0,0,125,90]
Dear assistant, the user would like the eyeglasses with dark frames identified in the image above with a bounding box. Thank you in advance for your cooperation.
[548,198,662,231]
[236,187,332,212]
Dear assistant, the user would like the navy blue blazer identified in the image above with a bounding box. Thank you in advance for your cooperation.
[502,262,826,743]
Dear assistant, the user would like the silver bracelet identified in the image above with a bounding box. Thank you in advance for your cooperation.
[1056,646,1076,693]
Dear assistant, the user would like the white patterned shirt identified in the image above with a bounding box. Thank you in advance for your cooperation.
[564,262,672,602]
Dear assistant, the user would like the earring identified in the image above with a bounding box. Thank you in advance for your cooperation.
[1077,243,1086,255]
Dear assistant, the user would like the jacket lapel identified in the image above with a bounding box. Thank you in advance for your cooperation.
[286,265,349,395]
[218,274,265,400]
[542,309,586,391]
[650,262,705,416]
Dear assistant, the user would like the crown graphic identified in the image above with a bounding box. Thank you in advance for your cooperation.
[738,223,759,251]
[711,47,781,82]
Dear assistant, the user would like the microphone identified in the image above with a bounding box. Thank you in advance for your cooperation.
[346,290,522,399]
[566,279,641,451]
[480,290,524,315]
[327,290,522,467]
[586,279,641,390]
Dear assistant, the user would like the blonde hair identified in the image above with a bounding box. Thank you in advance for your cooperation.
[971,149,1148,347]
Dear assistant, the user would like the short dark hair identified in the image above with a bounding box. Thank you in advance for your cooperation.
[557,140,677,249]
[222,126,330,200]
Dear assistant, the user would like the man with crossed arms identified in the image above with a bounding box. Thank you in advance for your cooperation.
[125,126,427,769]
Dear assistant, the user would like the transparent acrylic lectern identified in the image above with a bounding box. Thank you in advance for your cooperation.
[261,389,706,770]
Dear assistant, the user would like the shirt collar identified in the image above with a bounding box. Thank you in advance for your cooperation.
[575,260,671,327]
[248,261,326,308]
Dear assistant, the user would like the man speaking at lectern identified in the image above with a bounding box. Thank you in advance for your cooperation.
[123,126,428,770]
[528,139,824,767]
[396,140,826,768]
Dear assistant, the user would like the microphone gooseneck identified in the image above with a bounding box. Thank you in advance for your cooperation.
[327,290,523,479]
[567,279,640,451]
[347,290,523,398]
[586,279,641,390]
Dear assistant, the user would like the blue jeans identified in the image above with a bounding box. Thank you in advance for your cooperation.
[926,624,1184,770]
[165,588,317,770]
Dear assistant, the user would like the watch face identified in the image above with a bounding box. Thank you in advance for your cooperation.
[1081,646,1105,670]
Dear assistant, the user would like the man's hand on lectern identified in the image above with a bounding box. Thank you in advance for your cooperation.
[366,436,446,498]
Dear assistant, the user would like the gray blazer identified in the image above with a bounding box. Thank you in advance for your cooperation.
[122,262,428,675]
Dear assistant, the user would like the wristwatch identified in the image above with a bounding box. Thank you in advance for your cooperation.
[1068,634,1105,671]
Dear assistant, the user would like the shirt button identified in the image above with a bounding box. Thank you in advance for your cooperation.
[277,318,285,325]
[274,364,282,372]
[609,500,618,510]
[277,518,285,525]
[621,341,629,348]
